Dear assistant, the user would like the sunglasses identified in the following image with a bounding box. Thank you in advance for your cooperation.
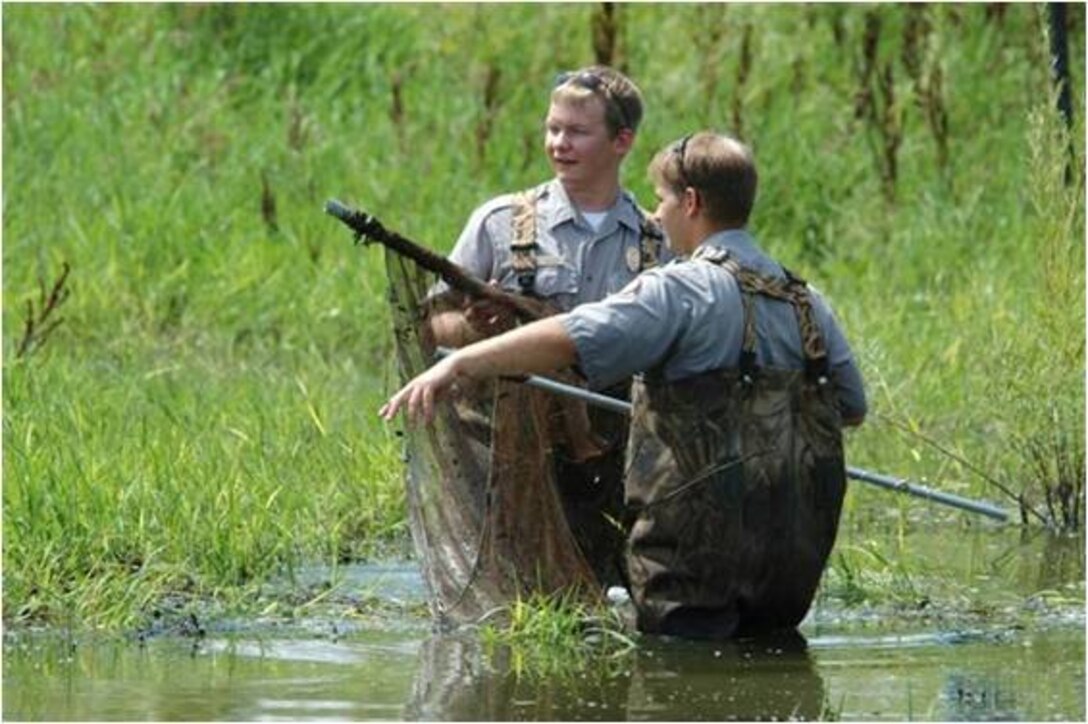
[673,133,693,189]
[554,70,632,131]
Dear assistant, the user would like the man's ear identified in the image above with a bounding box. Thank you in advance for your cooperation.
[613,128,636,155]
[683,186,701,217]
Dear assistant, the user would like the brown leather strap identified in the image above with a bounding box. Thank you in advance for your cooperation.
[510,191,538,294]
[702,253,830,378]
[636,207,662,271]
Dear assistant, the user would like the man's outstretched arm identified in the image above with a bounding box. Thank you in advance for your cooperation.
[379,317,577,425]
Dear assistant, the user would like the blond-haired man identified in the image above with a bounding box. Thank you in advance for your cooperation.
[426,66,669,590]
[432,65,665,339]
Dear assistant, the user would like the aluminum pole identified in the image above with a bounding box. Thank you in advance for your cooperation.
[432,347,1010,522]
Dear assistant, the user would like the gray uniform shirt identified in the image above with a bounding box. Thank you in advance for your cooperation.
[561,230,867,421]
[445,179,670,311]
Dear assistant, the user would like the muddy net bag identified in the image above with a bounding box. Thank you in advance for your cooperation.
[384,249,615,628]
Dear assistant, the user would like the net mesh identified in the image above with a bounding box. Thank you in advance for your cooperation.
[385,248,602,627]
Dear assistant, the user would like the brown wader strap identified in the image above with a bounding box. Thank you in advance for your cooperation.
[510,191,538,294]
[706,254,758,380]
[636,206,663,271]
[513,195,660,291]
[703,255,831,382]
[782,268,831,382]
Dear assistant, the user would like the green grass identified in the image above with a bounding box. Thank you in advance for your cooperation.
[3,4,1084,629]
[478,591,638,681]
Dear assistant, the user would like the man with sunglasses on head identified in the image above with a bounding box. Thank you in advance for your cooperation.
[386,132,867,640]
[431,65,665,341]
[426,65,668,591]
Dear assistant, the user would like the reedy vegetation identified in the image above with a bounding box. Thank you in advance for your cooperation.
[3,4,1084,629]
[478,592,638,680]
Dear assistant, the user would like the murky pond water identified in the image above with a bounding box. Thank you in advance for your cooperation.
[5,524,1084,721]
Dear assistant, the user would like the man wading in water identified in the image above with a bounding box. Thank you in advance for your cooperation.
[383,132,867,639]
[424,65,669,589]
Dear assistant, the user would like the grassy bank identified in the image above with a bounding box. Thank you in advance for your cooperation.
[3,4,1084,629]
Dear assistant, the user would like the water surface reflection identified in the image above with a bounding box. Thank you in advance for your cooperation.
[3,525,1084,720]
[407,630,826,721]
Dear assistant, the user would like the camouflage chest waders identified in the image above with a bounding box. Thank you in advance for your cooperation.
[624,251,846,639]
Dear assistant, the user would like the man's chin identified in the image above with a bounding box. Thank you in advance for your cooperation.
[552,164,579,180]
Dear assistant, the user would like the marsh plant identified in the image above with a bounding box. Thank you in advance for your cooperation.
[3,4,1084,629]
[478,591,638,680]
[826,542,928,610]
[999,95,1085,530]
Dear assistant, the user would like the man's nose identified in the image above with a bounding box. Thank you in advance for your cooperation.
[550,130,571,149]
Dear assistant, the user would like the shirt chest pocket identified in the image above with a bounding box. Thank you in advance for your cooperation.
[497,258,579,300]
[605,267,638,295]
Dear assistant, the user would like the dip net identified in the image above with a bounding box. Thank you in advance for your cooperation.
[384,249,608,627]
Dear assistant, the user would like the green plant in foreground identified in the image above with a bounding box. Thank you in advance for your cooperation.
[820,693,846,722]
[825,542,928,610]
[478,591,638,680]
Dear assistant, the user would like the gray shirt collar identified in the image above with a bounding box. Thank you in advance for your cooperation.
[695,229,781,275]
[539,178,643,234]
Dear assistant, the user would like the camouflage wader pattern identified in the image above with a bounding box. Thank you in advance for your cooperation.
[624,251,847,639]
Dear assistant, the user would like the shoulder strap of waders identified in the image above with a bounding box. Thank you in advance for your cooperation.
[696,248,758,381]
[510,190,539,295]
[780,267,831,382]
[700,253,830,383]
[635,206,663,271]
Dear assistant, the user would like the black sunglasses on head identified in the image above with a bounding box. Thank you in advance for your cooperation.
[672,133,693,189]
[554,70,632,131]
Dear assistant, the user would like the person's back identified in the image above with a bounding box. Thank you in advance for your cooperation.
[561,132,866,638]
[623,252,854,638]
[562,230,862,397]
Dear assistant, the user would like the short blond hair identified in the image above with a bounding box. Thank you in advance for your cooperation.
[551,65,643,137]
[649,132,758,226]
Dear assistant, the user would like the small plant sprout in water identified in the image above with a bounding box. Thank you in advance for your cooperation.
[478,590,638,680]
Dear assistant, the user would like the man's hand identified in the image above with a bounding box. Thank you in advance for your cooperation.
[379,357,462,426]
[380,316,578,427]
